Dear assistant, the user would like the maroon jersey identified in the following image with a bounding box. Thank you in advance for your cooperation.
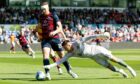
[40,13,59,39]
[17,35,28,46]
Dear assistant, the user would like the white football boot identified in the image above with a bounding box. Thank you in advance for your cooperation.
[127,66,137,77]
[45,72,51,80]
[58,68,63,75]
[68,70,78,78]
[119,69,129,78]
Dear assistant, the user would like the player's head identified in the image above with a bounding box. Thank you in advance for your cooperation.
[41,2,49,14]
[20,28,25,35]
[62,40,73,52]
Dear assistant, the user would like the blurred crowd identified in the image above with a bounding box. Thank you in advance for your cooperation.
[0,24,140,44]
[0,7,140,44]
[63,24,140,42]
[0,7,140,25]
[0,7,39,24]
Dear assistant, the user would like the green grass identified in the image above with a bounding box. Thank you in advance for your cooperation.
[0,49,140,84]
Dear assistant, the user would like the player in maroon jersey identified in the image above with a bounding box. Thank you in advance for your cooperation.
[16,29,35,59]
[35,2,78,80]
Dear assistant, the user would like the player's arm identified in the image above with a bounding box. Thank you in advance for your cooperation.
[35,23,42,41]
[49,13,64,37]
[59,27,67,40]
[44,52,73,69]
[82,34,107,43]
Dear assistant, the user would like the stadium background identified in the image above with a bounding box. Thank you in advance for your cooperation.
[0,0,139,8]
[0,0,140,49]
[0,1,140,84]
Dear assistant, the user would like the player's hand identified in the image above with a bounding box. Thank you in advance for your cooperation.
[49,31,56,37]
[43,65,51,69]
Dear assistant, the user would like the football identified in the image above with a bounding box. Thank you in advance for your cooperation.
[35,71,46,81]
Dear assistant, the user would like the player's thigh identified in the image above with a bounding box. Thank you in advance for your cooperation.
[51,38,63,51]
[100,50,120,63]
[92,55,110,68]
[42,47,52,59]
[109,55,121,63]
[56,51,65,58]
[22,46,26,52]
[51,38,64,58]
[41,40,52,59]
[25,44,31,51]
[22,48,28,54]
[50,49,55,57]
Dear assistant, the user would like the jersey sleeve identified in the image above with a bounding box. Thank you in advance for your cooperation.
[81,34,107,43]
[52,12,60,22]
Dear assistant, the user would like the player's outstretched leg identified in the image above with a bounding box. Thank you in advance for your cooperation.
[106,63,128,78]
[50,49,63,75]
[63,61,78,78]
[28,47,35,59]
[50,56,63,75]
[57,51,78,78]
[110,55,136,77]
[92,57,128,78]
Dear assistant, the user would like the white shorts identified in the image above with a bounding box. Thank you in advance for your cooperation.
[92,54,111,67]
[83,44,112,57]
[91,45,113,67]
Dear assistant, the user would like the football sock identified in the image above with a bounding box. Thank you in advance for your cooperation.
[43,59,50,73]
[63,61,71,72]
[107,64,120,72]
[117,59,128,67]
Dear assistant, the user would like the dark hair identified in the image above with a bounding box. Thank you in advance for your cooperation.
[41,2,48,6]
[62,40,70,46]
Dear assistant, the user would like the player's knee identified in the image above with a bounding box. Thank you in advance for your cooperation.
[43,52,51,59]
[43,55,50,59]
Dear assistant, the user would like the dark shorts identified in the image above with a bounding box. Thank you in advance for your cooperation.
[22,44,30,50]
[41,38,63,51]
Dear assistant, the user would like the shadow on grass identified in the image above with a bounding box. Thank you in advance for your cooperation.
[0,73,35,75]
[0,72,132,82]
[0,77,132,82]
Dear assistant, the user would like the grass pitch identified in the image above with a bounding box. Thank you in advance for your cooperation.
[0,49,140,84]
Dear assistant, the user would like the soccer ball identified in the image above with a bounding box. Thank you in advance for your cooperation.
[35,71,46,81]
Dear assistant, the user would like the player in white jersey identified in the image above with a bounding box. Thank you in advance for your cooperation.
[44,34,136,78]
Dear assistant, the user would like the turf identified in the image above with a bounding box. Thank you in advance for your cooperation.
[0,49,140,84]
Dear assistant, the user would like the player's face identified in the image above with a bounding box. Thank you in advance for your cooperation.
[41,4,49,14]
[20,30,24,35]
[41,8,46,14]
[63,42,73,52]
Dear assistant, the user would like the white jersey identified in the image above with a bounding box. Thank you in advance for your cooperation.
[46,34,111,68]
[72,41,111,58]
